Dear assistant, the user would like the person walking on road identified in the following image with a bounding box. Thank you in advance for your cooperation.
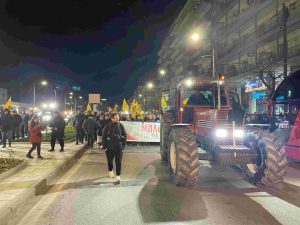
[102,113,127,184]
[73,111,85,145]
[49,111,66,152]
[82,114,97,149]
[27,115,45,159]
[0,109,13,148]
[96,114,105,148]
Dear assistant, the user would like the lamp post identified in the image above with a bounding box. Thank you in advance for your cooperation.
[33,80,48,108]
[190,32,215,78]
[53,89,57,104]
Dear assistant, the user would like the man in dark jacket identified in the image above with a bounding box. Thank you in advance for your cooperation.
[82,114,97,148]
[102,113,126,184]
[49,111,66,152]
[12,111,22,140]
[20,110,30,138]
[1,109,14,148]
[73,112,85,145]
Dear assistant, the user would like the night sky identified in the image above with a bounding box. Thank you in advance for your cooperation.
[0,0,186,105]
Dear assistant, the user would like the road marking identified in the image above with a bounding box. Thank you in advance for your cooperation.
[246,192,300,225]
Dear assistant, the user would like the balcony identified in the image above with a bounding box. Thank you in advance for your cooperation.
[257,16,278,37]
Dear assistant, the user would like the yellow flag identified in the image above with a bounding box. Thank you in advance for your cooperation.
[183,98,189,105]
[135,100,144,119]
[86,103,92,113]
[122,99,129,112]
[4,97,13,110]
[130,100,136,119]
[113,104,118,112]
[161,96,167,109]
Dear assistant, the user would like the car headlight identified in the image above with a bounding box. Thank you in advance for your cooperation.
[216,129,227,137]
[234,129,244,138]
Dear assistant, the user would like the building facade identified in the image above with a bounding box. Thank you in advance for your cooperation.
[157,0,300,113]
[0,88,8,105]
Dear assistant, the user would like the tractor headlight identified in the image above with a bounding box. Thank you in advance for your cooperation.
[234,129,244,138]
[216,129,227,138]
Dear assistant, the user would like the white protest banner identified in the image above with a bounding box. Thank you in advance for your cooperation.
[121,121,160,142]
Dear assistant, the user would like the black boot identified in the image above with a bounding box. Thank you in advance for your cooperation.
[26,154,33,159]
[48,149,55,152]
[37,155,44,160]
[59,148,64,152]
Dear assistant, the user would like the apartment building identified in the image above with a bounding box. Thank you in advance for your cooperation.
[157,0,300,113]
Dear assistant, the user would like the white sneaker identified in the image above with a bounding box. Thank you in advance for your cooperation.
[116,176,120,182]
[108,171,115,178]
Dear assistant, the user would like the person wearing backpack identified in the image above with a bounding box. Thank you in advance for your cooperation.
[102,113,126,184]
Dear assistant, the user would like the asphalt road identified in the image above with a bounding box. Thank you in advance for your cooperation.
[12,145,300,225]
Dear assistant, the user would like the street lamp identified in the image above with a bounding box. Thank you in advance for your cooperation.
[147,82,154,89]
[191,33,200,42]
[159,69,166,76]
[190,31,215,79]
[33,80,48,108]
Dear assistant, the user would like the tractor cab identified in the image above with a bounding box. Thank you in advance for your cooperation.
[175,76,245,151]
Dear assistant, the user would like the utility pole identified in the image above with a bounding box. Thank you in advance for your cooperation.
[282,3,289,78]
[211,0,216,79]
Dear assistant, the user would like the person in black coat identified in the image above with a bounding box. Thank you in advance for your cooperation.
[82,114,97,148]
[102,113,127,184]
[73,112,85,144]
[20,110,30,138]
[1,109,14,148]
[12,111,22,140]
[48,111,66,152]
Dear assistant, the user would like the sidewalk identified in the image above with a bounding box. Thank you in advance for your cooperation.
[0,142,87,225]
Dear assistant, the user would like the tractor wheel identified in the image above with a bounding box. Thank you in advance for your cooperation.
[244,130,287,186]
[168,126,199,186]
[160,113,174,161]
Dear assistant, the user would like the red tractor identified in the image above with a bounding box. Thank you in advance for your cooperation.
[160,75,287,186]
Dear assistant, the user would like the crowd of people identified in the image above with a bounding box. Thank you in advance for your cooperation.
[0,108,33,148]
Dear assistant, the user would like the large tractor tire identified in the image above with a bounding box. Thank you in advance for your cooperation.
[160,113,174,161]
[244,130,287,186]
[168,126,200,186]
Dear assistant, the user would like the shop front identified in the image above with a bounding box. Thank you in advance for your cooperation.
[245,78,268,113]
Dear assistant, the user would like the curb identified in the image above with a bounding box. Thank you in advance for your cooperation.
[0,144,87,225]
[0,160,28,182]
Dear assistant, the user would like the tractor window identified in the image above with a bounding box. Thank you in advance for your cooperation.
[184,89,213,106]
[229,92,240,110]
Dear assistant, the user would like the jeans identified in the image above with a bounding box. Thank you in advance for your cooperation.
[105,148,123,176]
[12,126,21,140]
[75,127,84,144]
[20,124,29,138]
[27,143,41,156]
[87,134,94,148]
[2,131,12,146]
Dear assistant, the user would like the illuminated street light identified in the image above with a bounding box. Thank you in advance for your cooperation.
[159,69,166,75]
[69,96,73,99]
[70,92,73,95]
[34,80,48,108]
[147,82,154,89]
[191,32,200,42]
[79,96,82,99]
[139,94,142,97]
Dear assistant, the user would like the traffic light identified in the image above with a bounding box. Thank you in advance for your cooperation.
[218,73,225,81]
